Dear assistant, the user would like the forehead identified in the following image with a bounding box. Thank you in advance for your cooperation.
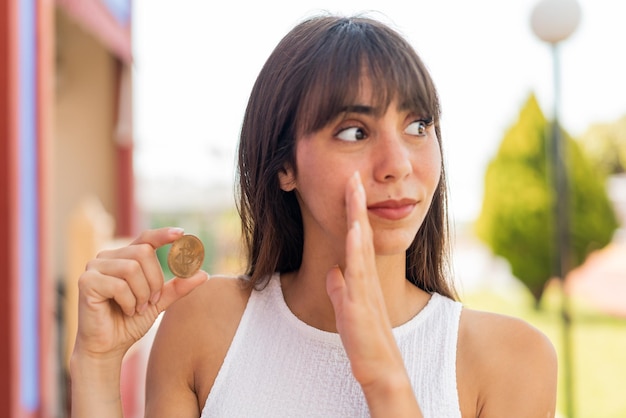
[352,76,377,107]
[337,77,409,117]
[290,21,439,136]
[298,71,430,134]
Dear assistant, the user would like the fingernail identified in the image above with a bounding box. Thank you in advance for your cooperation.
[137,302,148,314]
[169,227,184,235]
[150,291,161,305]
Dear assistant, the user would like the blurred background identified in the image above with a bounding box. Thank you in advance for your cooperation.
[1,0,624,417]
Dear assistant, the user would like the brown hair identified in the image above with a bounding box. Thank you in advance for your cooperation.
[236,14,458,300]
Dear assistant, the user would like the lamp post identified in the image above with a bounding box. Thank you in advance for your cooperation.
[530,1,581,417]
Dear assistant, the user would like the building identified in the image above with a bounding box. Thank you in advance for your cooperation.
[0,0,135,416]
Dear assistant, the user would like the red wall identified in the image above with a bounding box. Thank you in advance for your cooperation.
[0,0,55,415]
[0,0,21,415]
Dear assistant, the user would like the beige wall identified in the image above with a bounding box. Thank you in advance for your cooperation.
[53,8,118,280]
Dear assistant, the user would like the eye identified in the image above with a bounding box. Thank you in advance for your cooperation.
[405,118,433,137]
[336,126,367,142]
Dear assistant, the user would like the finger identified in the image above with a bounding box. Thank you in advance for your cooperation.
[344,220,368,299]
[78,270,137,317]
[345,172,375,262]
[87,258,152,313]
[131,227,185,249]
[346,172,367,228]
[132,243,165,304]
[350,171,375,246]
[326,265,346,313]
[155,270,209,312]
[344,173,373,294]
[96,243,166,306]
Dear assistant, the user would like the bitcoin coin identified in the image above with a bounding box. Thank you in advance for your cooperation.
[167,234,205,278]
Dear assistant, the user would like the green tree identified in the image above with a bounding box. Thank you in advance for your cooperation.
[475,93,619,307]
[579,114,626,175]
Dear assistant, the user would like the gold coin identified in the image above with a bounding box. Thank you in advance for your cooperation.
[167,234,205,278]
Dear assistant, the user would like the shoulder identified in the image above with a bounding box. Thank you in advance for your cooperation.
[176,274,254,321]
[158,274,253,365]
[146,275,253,415]
[458,307,555,352]
[159,274,253,341]
[457,308,557,418]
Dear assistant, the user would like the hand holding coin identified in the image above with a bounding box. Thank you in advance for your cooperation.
[167,234,205,278]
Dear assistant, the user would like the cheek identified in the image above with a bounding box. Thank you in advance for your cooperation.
[414,141,442,187]
[298,165,349,206]
[295,140,354,189]
[294,145,350,212]
[431,151,443,185]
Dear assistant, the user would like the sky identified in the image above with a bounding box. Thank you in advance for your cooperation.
[132,0,626,222]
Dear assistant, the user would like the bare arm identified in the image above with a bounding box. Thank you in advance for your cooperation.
[70,353,125,417]
[144,306,202,418]
[459,310,558,418]
[70,228,207,418]
[145,276,251,417]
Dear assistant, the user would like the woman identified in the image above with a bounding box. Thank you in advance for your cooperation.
[71,15,557,417]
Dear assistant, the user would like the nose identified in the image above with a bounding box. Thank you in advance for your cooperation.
[372,132,412,182]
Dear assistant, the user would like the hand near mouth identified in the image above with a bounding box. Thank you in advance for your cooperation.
[325,171,422,417]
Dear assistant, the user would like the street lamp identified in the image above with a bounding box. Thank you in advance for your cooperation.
[530,1,581,417]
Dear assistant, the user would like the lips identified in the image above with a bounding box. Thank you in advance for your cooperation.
[367,199,417,220]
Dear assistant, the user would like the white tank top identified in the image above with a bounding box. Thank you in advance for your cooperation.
[201,273,462,417]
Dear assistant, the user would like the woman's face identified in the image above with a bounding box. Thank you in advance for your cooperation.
[279,81,442,258]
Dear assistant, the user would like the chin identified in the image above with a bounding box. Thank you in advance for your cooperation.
[372,235,415,257]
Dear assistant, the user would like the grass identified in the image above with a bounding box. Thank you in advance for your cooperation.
[461,282,626,418]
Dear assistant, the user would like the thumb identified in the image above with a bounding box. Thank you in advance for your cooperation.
[156,270,209,312]
[326,265,346,313]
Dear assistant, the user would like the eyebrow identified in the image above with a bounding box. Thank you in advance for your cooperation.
[340,104,377,115]
[340,103,427,117]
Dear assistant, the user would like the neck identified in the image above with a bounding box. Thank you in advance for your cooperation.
[280,252,428,332]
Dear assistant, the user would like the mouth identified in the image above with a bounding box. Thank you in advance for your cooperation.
[367,199,417,221]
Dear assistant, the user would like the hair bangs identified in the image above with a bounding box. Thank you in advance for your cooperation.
[296,17,440,137]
